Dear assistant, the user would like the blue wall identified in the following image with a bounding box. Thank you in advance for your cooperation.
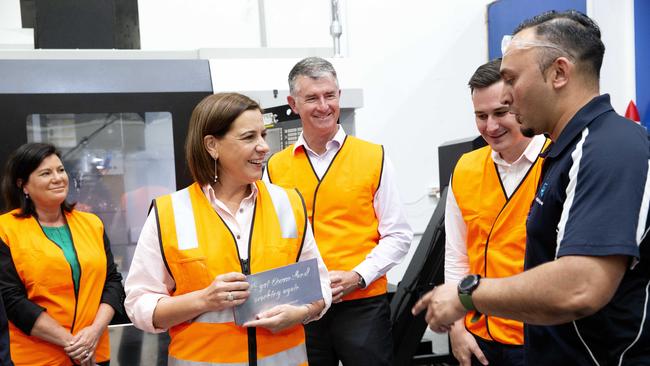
[636,0,649,126]
[487,0,587,60]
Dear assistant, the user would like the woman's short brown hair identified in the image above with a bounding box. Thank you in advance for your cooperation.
[185,93,262,186]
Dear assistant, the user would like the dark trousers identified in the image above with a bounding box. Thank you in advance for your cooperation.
[0,296,12,366]
[305,294,393,366]
[471,335,524,366]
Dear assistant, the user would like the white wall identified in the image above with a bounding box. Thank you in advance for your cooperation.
[345,0,491,282]
[589,0,636,114]
[0,0,33,49]
[0,0,20,28]
[138,0,262,49]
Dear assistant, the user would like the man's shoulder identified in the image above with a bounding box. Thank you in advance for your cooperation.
[455,145,492,168]
[267,145,297,165]
[345,135,382,150]
[579,112,648,165]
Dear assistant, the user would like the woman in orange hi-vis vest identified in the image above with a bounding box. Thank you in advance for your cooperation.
[124,92,331,366]
[0,142,125,366]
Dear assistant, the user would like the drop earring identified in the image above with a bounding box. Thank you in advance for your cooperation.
[213,158,218,183]
[24,192,29,200]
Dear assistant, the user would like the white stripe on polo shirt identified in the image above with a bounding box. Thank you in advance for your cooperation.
[636,161,650,245]
[632,161,650,270]
[560,127,602,365]
[617,279,650,366]
[556,128,590,259]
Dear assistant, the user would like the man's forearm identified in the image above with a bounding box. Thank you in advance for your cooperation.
[472,255,627,325]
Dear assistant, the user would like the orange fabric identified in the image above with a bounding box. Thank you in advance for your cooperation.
[451,142,547,345]
[267,136,385,301]
[157,182,307,363]
[0,210,110,365]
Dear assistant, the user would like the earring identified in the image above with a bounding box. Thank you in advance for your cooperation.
[24,192,29,200]
[213,158,218,183]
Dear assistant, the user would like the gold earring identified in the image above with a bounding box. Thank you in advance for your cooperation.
[214,158,218,183]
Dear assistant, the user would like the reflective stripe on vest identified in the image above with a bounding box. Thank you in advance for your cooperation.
[267,136,385,301]
[265,183,298,239]
[193,310,234,324]
[169,344,308,366]
[171,188,200,250]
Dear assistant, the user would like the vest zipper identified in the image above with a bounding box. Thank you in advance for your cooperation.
[240,258,250,275]
[244,209,257,366]
[242,258,257,366]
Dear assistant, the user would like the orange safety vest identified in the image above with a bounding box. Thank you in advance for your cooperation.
[0,209,110,365]
[155,181,308,365]
[267,135,385,301]
[451,141,547,345]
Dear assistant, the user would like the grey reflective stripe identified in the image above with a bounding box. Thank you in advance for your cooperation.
[258,343,307,366]
[170,188,199,250]
[193,310,234,324]
[263,182,298,239]
[168,343,307,366]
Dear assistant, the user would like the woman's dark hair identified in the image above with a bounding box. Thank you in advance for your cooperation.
[1,142,75,217]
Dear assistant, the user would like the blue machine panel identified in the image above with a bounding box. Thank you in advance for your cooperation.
[487,0,587,60]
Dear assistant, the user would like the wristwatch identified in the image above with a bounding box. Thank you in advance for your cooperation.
[355,271,366,289]
[457,274,481,311]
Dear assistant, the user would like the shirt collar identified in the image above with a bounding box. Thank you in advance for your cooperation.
[543,94,614,159]
[491,134,547,166]
[292,125,346,155]
[202,182,258,206]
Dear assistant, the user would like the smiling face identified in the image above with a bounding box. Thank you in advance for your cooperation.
[21,154,69,210]
[500,28,557,138]
[473,80,531,162]
[212,109,269,187]
[287,75,341,141]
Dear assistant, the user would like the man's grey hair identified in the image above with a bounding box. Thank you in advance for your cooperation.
[288,57,339,96]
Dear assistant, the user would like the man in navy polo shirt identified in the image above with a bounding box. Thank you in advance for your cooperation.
[413,10,650,365]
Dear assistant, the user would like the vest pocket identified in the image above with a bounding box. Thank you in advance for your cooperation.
[175,256,212,293]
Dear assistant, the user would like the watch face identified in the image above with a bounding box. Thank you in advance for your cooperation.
[459,275,479,293]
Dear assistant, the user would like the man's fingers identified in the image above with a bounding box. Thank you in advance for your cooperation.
[470,345,489,365]
[411,289,434,315]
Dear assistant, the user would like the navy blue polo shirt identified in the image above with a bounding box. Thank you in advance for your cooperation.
[525,94,650,365]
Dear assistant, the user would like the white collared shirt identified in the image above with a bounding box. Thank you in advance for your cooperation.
[124,183,332,333]
[263,126,414,287]
[444,134,547,284]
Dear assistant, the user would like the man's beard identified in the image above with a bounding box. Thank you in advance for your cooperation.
[521,126,536,138]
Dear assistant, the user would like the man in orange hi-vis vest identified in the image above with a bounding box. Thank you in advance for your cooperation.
[444,59,547,366]
[264,57,413,366]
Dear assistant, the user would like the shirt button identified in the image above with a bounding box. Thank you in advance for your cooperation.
[236,234,241,240]
[239,208,244,213]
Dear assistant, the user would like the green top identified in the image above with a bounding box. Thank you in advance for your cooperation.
[42,225,80,295]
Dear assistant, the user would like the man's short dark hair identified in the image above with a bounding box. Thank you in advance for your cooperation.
[513,10,604,81]
[468,58,502,93]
